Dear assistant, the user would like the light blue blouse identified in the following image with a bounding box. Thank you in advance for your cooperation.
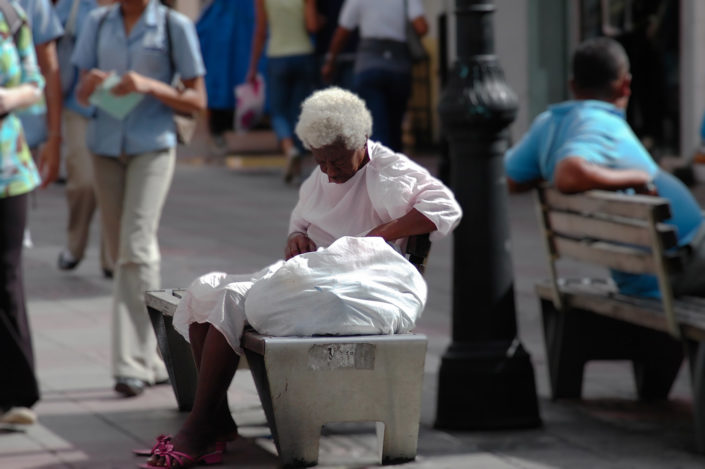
[14,0,63,148]
[54,0,98,118]
[71,0,205,156]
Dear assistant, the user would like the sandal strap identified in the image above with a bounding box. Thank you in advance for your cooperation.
[150,434,172,453]
[153,444,196,468]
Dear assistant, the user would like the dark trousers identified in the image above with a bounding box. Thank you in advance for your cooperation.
[0,193,39,409]
[354,68,412,152]
[208,108,234,137]
[267,54,316,151]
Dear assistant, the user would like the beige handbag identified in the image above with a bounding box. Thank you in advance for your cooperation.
[165,10,197,145]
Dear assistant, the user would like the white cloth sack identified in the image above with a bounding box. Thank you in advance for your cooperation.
[233,74,265,133]
[244,236,427,336]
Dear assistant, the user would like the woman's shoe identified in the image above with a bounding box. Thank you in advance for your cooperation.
[0,407,37,425]
[134,437,226,458]
[132,434,171,457]
[57,249,80,271]
[283,148,302,184]
[137,442,224,468]
[114,377,146,397]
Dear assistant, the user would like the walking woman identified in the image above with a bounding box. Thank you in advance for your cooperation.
[246,0,318,183]
[72,0,206,397]
[0,2,48,425]
[323,0,428,152]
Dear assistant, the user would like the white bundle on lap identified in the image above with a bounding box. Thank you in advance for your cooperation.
[245,236,427,336]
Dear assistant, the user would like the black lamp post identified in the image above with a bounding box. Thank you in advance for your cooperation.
[435,0,541,430]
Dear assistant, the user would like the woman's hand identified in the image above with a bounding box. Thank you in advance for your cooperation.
[111,71,153,96]
[38,136,61,188]
[321,60,335,84]
[285,232,317,260]
[245,66,258,84]
[76,69,108,106]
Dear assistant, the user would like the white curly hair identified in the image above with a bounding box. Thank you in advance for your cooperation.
[295,87,372,150]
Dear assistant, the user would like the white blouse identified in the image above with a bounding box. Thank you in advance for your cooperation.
[338,0,425,42]
[289,140,462,248]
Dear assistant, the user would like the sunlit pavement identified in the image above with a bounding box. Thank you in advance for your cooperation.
[2,125,705,467]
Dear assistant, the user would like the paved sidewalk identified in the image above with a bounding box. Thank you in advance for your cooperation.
[2,148,705,468]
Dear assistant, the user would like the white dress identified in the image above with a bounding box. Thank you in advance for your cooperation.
[172,140,462,353]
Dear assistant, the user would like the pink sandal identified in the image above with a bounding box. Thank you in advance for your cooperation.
[133,436,227,458]
[133,434,171,457]
[137,442,223,468]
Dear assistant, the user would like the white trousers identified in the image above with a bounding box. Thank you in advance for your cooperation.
[92,148,175,383]
[63,110,111,269]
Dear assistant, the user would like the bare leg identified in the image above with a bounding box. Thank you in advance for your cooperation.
[188,323,238,440]
[150,325,239,466]
[282,137,301,183]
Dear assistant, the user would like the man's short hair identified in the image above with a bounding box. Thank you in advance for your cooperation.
[572,37,630,98]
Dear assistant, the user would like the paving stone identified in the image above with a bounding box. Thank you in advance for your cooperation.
[2,159,705,467]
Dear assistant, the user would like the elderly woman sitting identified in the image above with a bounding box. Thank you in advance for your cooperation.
[141,87,461,468]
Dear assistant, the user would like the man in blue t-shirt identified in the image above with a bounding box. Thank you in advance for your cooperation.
[504,37,705,299]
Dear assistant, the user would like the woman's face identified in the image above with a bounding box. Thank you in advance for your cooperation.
[312,141,368,184]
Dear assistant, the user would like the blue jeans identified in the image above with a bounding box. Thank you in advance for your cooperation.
[354,68,411,152]
[267,54,316,147]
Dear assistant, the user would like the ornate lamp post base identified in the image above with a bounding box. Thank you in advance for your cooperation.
[436,341,541,429]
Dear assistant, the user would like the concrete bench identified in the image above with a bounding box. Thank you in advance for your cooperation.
[145,234,431,466]
[534,187,705,451]
[243,330,426,467]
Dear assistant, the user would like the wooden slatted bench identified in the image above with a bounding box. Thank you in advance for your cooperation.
[145,234,432,466]
[534,186,705,451]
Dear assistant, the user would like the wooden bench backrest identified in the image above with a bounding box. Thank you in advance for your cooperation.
[535,186,681,336]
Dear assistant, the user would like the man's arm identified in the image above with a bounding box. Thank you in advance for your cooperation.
[35,40,61,187]
[554,156,656,194]
[321,26,351,83]
[245,0,267,83]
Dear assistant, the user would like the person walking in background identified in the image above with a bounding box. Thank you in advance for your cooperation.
[323,0,428,152]
[16,0,64,248]
[196,0,260,156]
[72,0,206,397]
[54,0,115,278]
[0,0,47,426]
[313,0,357,90]
[246,0,318,184]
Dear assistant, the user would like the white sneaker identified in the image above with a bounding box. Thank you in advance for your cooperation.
[283,148,302,184]
[23,228,33,248]
[0,407,37,425]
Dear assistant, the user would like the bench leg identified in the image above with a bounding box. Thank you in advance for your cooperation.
[540,299,585,399]
[273,419,321,468]
[687,340,705,452]
[377,418,419,465]
[632,331,683,400]
[244,349,320,467]
[147,306,198,412]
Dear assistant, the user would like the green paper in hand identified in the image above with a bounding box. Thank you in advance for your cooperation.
[89,74,144,120]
